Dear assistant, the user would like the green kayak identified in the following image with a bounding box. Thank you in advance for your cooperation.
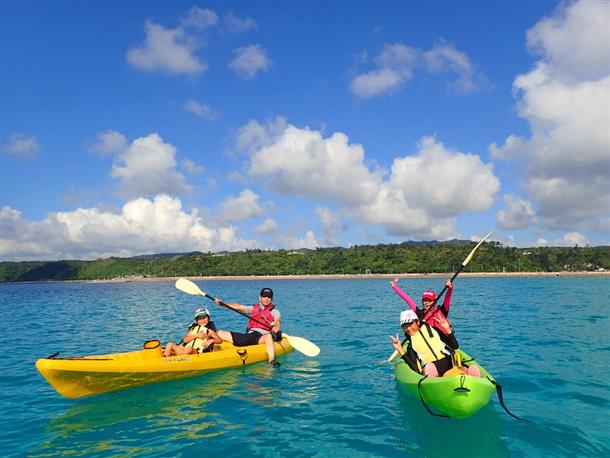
[394,349,496,419]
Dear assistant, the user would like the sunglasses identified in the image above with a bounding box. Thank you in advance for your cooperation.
[196,315,208,319]
[261,293,273,298]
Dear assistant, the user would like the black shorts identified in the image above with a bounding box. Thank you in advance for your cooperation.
[230,331,263,347]
[431,356,453,376]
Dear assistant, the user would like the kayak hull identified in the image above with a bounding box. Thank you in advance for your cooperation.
[394,349,495,419]
[36,338,293,399]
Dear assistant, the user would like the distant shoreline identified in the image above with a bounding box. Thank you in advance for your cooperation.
[80,270,609,283]
[3,271,608,285]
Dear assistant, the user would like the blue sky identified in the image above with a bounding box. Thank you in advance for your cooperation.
[2,1,609,261]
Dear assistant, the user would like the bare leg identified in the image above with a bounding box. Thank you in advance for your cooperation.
[259,333,276,362]
[217,330,233,343]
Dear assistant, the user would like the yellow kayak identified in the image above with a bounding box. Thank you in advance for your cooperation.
[36,338,293,399]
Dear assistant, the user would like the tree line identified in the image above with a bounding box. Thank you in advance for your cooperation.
[1,241,609,282]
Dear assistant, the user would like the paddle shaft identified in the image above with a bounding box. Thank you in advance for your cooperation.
[200,292,274,330]
[423,231,493,322]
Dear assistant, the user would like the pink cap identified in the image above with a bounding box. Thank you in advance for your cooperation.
[422,290,436,301]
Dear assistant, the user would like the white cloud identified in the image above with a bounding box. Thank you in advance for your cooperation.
[490,0,610,233]
[496,194,536,229]
[423,39,491,94]
[218,189,264,223]
[88,130,128,155]
[316,207,344,245]
[229,44,272,79]
[2,132,40,157]
[0,195,257,261]
[255,218,278,235]
[181,158,205,175]
[241,120,383,207]
[238,120,499,240]
[111,133,190,198]
[225,12,258,33]
[281,230,319,250]
[126,7,218,76]
[185,99,217,120]
[351,40,489,98]
[351,43,416,98]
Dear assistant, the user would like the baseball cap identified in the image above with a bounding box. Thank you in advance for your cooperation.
[399,309,418,325]
[422,290,436,302]
[260,287,273,297]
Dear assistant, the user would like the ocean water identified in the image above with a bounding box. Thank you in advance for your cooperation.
[1,277,608,457]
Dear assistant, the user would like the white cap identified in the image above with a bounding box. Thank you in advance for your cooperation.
[399,309,418,325]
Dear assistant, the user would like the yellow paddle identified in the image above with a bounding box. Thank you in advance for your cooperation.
[175,278,320,357]
[387,230,494,363]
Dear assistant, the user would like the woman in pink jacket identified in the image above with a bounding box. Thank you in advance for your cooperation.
[390,278,454,335]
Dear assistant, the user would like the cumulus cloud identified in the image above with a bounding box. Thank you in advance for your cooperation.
[229,44,272,79]
[496,194,536,229]
[218,188,264,224]
[224,12,258,33]
[88,130,128,155]
[126,6,218,75]
[351,40,488,98]
[240,119,383,207]
[185,99,217,120]
[281,230,319,250]
[2,132,40,157]
[255,218,278,235]
[110,133,191,198]
[490,0,610,233]
[351,43,416,98]
[237,119,499,240]
[423,39,492,94]
[0,195,257,261]
[316,207,344,245]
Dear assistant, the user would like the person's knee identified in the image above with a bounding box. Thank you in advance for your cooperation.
[259,334,272,344]
[423,363,439,377]
[467,365,481,377]
[218,330,232,342]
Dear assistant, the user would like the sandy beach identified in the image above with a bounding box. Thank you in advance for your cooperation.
[85,270,610,283]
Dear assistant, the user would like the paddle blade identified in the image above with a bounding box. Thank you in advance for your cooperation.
[283,334,320,357]
[387,350,398,363]
[462,230,494,267]
[175,278,206,297]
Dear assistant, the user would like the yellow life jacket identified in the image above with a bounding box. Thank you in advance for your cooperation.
[183,324,209,352]
[410,324,450,364]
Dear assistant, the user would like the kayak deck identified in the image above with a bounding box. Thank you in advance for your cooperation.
[36,338,293,399]
[394,349,496,419]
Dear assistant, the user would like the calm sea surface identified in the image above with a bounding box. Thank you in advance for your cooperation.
[1,277,609,457]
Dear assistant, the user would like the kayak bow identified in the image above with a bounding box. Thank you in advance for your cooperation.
[394,349,495,419]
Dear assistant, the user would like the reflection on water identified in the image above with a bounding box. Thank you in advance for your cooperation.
[33,358,322,456]
[395,383,509,457]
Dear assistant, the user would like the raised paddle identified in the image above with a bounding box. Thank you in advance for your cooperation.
[175,278,320,357]
[387,230,494,363]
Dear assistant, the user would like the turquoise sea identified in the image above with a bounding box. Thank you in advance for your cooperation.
[1,277,609,457]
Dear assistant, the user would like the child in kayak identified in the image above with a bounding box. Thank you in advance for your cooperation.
[164,307,222,357]
[390,278,454,335]
[389,309,481,378]
[215,287,283,368]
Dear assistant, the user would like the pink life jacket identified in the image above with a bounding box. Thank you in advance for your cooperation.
[247,303,275,332]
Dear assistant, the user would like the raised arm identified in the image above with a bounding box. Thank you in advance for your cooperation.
[214,298,250,314]
[390,278,418,312]
[441,280,453,314]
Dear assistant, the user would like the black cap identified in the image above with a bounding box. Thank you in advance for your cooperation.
[260,287,273,297]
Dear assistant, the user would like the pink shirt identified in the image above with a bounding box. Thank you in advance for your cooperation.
[392,283,454,334]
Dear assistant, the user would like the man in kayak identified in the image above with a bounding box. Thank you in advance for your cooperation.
[214,287,283,368]
[389,309,481,377]
[164,307,222,357]
[390,278,454,336]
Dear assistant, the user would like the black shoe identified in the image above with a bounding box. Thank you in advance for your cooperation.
[268,360,281,368]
